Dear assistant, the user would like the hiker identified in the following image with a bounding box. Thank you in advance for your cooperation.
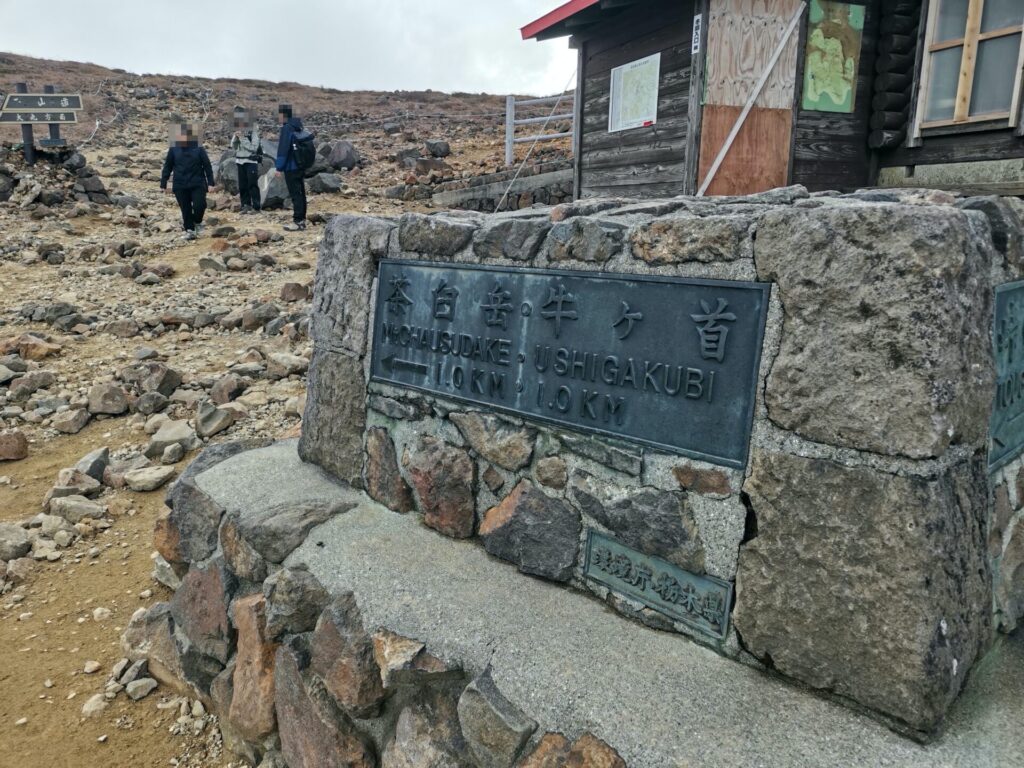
[230,107,262,214]
[273,104,313,232]
[160,121,215,240]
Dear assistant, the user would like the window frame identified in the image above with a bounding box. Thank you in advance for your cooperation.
[913,0,1024,137]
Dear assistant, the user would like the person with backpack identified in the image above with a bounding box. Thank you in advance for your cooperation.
[230,106,262,214]
[273,104,315,232]
[160,121,215,240]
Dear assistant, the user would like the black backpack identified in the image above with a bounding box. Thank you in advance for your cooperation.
[292,129,317,172]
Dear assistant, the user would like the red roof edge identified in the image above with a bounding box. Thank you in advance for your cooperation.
[521,0,601,40]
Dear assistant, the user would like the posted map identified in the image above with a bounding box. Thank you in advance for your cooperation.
[609,52,661,132]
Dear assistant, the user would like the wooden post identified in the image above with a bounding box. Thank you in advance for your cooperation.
[505,95,516,167]
[572,46,584,200]
[15,82,35,166]
[684,0,710,195]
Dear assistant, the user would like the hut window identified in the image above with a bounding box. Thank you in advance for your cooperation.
[917,0,1024,130]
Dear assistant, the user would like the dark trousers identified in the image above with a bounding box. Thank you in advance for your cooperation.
[237,162,261,210]
[284,170,307,223]
[174,186,207,232]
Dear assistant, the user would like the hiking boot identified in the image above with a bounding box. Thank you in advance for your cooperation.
[240,205,252,214]
[283,221,306,232]
[184,230,197,241]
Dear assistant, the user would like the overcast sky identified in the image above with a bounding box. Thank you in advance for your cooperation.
[0,0,577,96]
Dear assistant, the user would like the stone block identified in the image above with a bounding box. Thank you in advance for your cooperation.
[545,218,624,263]
[480,481,580,583]
[229,595,279,742]
[263,567,331,640]
[473,218,550,262]
[365,426,414,513]
[399,212,476,256]
[572,473,704,573]
[450,412,536,471]
[171,558,237,664]
[755,205,994,459]
[996,521,1024,633]
[630,215,750,265]
[734,450,991,736]
[275,637,376,768]
[403,436,476,539]
[458,667,537,768]
[310,593,386,718]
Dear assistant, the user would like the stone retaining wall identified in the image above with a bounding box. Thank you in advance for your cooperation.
[300,186,1024,740]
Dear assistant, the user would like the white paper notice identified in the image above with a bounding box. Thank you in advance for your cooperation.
[608,52,661,133]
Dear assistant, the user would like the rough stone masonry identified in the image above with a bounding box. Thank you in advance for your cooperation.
[135,186,1024,766]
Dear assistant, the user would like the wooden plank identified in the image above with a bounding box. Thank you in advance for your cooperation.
[953,0,983,122]
[703,0,803,109]
[880,128,1024,165]
[697,105,794,195]
[573,45,585,200]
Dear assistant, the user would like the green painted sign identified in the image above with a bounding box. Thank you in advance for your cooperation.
[802,0,865,114]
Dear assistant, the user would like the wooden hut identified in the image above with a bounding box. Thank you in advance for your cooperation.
[521,0,1024,198]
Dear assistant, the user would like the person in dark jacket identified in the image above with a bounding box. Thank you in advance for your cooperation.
[160,122,215,240]
[273,104,307,231]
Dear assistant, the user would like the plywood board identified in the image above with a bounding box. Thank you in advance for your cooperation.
[697,105,793,195]
[704,0,803,108]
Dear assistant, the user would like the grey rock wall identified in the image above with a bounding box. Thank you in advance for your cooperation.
[298,186,1016,738]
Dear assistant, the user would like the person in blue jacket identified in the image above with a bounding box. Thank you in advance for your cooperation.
[273,104,307,231]
[160,122,215,240]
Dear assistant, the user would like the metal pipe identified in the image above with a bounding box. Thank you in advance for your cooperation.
[514,131,573,144]
[514,113,574,126]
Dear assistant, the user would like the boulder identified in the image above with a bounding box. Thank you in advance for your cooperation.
[87,382,129,415]
[52,408,91,434]
[124,465,177,492]
[480,481,580,583]
[49,495,106,523]
[425,139,451,158]
[307,172,343,195]
[0,429,28,461]
[196,400,235,438]
[259,170,290,210]
[0,523,31,561]
[733,450,991,736]
[327,140,361,171]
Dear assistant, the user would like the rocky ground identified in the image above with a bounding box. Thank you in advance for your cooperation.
[0,53,569,768]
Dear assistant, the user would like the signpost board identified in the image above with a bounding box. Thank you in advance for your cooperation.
[0,111,78,124]
[370,261,770,469]
[990,279,1024,470]
[0,84,83,161]
[1,93,83,111]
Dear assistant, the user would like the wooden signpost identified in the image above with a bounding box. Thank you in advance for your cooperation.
[0,83,84,165]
